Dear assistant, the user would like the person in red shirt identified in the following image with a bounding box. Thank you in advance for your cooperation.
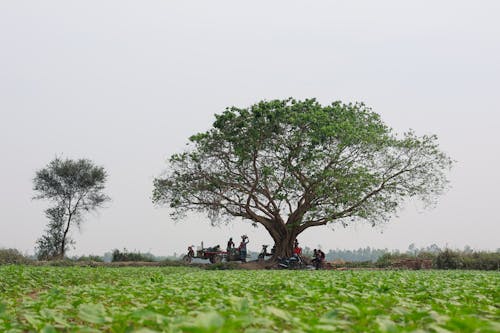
[290,242,302,265]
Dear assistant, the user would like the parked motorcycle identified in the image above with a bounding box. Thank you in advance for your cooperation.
[277,254,305,269]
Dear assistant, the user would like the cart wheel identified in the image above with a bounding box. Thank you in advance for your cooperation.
[210,255,222,264]
[182,255,192,264]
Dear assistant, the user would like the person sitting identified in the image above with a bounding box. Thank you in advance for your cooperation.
[226,237,235,252]
[318,249,325,261]
[316,249,325,269]
[288,245,302,265]
[312,249,320,268]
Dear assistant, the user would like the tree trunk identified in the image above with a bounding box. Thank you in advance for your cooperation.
[270,226,300,260]
[60,214,72,259]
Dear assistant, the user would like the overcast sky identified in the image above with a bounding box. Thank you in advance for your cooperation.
[1,1,499,256]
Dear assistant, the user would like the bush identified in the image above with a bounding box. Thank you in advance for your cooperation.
[436,249,462,269]
[76,255,103,262]
[375,253,396,268]
[111,249,155,262]
[158,259,190,267]
[375,253,413,268]
[374,249,499,270]
[0,248,31,265]
[461,251,500,270]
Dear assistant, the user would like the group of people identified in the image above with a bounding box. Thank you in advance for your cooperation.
[226,235,249,262]
[226,236,325,268]
[289,240,326,269]
[312,248,326,269]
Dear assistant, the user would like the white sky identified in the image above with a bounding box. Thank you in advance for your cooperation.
[1,1,499,256]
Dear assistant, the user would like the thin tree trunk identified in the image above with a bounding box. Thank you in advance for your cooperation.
[60,214,72,259]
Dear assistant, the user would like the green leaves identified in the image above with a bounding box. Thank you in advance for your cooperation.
[267,306,293,321]
[376,317,398,333]
[78,303,110,324]
[154,98,453,253]
[3,266,498,332]
[33,157,110,259]
[180,311,225,332]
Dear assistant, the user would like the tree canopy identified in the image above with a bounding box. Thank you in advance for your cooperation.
[33,157,109,259]
[153,98,453,257]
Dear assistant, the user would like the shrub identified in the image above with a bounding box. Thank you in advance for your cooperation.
[375,253,395,268]
[76,255,103,262]
[375,253,413,268]
[461,251,500,270]
[436,249,462,269]
[111,249,155,262]
[158,259,189,267]
[375,249,499,271]
[0,248,30,265]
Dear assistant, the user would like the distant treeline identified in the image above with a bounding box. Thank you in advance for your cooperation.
[375,248,500,270]
[82,249,176,263]
[318,244,500,270]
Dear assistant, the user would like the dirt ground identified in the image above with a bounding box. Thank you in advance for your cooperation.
[239,260,271,270]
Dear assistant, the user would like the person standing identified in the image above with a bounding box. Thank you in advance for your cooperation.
[238,235,249,262]
[227,237,234,252]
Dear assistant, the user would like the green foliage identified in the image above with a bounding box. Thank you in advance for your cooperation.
[33,157,110,258]
[0,266,498,332]
[75,255,104,262]
[36,206,72,260]
[0,249,31,265]
[326,246,390,262]
[375,253,398,268]
[436,249,462,269]
[435,249,500,270]
[111,249,155,262]
[376,249,500,270]
[153,98,453,256]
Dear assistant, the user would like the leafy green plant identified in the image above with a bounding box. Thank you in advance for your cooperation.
[1,266,498,332]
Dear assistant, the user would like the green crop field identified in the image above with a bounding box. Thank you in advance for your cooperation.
[0,266,498,333]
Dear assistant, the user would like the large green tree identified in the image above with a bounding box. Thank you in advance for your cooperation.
[153,99,452,258]
[33,157,109,259]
